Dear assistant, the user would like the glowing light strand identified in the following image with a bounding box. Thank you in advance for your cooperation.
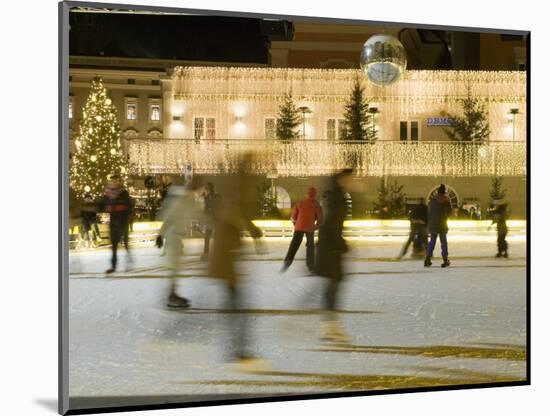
[127,139,526,178]
[69,77,129,199]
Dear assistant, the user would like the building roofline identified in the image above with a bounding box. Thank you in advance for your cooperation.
[69,55,270,72]
[169,65,526,82]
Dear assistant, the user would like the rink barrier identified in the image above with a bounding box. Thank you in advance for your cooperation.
[253,220,526,238]
[68,219,526,249]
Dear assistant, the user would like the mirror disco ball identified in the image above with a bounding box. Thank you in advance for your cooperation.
[360,34,407,86]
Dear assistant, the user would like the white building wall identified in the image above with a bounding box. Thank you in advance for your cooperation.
[162,67,526,142]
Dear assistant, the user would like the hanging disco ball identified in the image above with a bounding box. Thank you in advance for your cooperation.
[360,34,407,86]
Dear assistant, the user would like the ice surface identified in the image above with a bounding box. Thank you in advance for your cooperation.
[68,236,527,405]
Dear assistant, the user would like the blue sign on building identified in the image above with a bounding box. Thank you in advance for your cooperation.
[427,117,453,126]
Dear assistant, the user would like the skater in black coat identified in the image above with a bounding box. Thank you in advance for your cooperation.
[80,193,101,247]
[314,169,354,343]
[98,176,132,274]
[425,184,452,268]
[489,203,509,258]
[398,198,428,258]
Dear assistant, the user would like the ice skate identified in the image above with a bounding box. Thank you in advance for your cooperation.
[441,257,450,268]
[496,252,502,258]
[233,355,270,374]
[105,268,116,274]
[424,256,432,267]
[280,260,291,274]
[166,293,191,309]
[503,251,509,258]
[321,320,350,344]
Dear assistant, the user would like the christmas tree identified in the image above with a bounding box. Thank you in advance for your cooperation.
[489,177,506,202]
[256,180,280,218]
[340,78,376,142]
[373,178,406,218]
[276,92,301,141]
[443,86,490,143]
[70,77,128,200]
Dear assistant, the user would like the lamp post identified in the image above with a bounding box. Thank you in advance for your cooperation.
[509,108,519,143]
[298,106,311,139]
[368,107,379,140]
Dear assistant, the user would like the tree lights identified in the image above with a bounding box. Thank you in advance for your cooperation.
[70,77,128,200]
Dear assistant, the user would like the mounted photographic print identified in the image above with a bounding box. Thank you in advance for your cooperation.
[59,1,529,414]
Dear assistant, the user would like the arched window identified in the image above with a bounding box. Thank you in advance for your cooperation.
[147,128,163,139]
[267,186,291,210]
[122,128,139,140]
[427,185,460,209]
[321,190,353,219]
[344,192,353,219]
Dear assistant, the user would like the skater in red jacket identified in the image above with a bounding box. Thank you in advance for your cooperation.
[282,187,324,273]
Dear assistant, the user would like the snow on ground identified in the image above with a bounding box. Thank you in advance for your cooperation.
[68,236,527,409]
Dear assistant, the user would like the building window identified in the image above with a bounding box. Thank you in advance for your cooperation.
[399,121,408,141]
[151,80,160,86]
[327,119,336,140]
[194,117,216,141]
[205,118,216,141]
[126,103,137,121]
[68,98,74,120]
[410,121,419,141]
[428,185,460,210]
[150,104,161,122]
[128,78,136,85]
[265,118,276,140]
[399,120,421,141]
[267,186,292,210]
[327,118,346,140]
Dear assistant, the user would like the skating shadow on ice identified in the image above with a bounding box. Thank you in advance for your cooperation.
[309,344,526,361]
[164,307,381,316]
[177,369,524,391]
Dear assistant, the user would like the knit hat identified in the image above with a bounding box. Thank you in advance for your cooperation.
[437,184,446,194]
[307,187,317,198]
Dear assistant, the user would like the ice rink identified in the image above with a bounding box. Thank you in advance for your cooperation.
[68,236,527,410]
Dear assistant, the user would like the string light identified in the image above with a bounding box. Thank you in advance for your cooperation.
[128,140,526,177]
[70,77,128,200]
[168,67,526,143]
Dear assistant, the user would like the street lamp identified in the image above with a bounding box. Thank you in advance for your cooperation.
[508,108,519,143]
[298,106,311,139]
[368,107,379,139]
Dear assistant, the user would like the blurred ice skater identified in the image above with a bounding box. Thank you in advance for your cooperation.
[80,193,101,248]
[208,153,269,371]
[398,198,428,259]
[314,169,354,343]
[99,175,132,274]
[282,187,323,273]
[157,177,204,308]
[200,182,220,261]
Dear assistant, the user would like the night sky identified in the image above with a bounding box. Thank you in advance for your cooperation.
[69,11,526,70]
[69,12,282,64]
